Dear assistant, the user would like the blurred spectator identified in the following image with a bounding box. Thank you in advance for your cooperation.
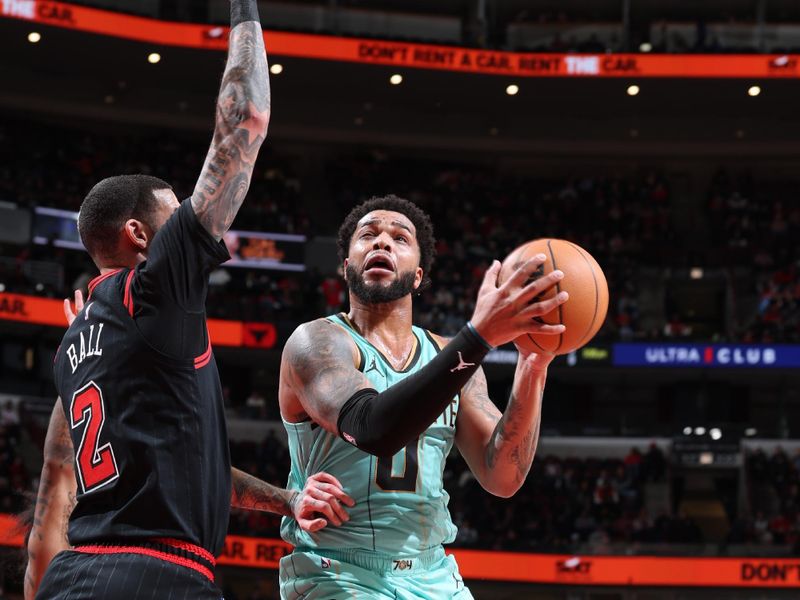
[644,443,667,482]
[2,119,799,348]
[245,391,268,420]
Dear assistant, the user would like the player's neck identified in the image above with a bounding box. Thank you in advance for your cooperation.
[96,250,146,273]
[347,295,414,348]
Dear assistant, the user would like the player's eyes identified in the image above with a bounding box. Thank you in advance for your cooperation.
[395,236,408,243]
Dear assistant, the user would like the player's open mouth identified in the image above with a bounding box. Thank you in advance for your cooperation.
[364,254,396,273]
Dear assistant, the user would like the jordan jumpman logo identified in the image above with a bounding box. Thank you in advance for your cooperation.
[365,357,382,376]
[450,352,475,372]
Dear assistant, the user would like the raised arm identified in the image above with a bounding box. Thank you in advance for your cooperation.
[191,0,271,241]
[454,353,552,498]
[25,401,77,600]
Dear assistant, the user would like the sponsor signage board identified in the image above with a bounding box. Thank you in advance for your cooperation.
[1,2,799,79]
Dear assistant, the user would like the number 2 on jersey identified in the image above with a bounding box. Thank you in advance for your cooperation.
[375,438,419,492]
[70,381,119,493]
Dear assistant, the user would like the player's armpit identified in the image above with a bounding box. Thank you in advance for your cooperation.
[25,400,77,600]
[191,19,271,242]
[281,319,371,433]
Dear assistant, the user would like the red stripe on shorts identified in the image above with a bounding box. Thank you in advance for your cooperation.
[75,544,215,582]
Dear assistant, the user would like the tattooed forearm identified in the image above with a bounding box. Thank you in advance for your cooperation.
[62,491,77,540]
[231,468,296,517]
[192,20,271,241]
[486,393,537,476]
[461,370,499,424]
[26,401,77,600]
[483,366,546,494]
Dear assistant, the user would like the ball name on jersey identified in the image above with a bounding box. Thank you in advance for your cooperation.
[66,323,105,374]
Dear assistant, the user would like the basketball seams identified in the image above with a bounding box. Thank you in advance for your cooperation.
[546,240,564,353]
[566,241,601,348]
[525,332,550,353]
[502,238,606,355]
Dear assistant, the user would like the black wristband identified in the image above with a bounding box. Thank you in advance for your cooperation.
[337,324,490,456]
[466,321,494,351]
[231,0,260,28]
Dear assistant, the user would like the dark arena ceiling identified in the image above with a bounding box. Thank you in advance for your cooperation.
[2,15,800,159]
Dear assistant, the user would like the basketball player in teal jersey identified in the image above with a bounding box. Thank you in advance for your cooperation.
[277,195,568,598]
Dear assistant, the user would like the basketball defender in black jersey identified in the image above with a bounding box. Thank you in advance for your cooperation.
[25,2,355,598]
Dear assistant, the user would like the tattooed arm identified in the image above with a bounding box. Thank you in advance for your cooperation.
[279,319,372,431]
[231,468,354,532]
[25,401,77,600]
[231,467,295,515]
[455,352,553,498]
[191,2,271,241]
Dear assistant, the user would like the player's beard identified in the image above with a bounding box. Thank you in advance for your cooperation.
[346,265,417,304]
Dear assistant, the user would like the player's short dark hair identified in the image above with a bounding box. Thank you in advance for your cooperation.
[78,175,172,258]
[337,195,436,292]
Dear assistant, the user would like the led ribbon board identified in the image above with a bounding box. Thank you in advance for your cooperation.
[2,1,799,78]
[0,518,797,588]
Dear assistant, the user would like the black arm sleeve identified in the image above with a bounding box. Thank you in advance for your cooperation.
[337,323,492,457]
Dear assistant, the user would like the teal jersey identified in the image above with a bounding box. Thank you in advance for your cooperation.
[280,314,459,557]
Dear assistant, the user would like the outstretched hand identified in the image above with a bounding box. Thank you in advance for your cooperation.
[292,472,355,533]
[470,256,569,348]
[63,290,84,326]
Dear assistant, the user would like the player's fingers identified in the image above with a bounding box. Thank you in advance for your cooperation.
[502,255,547,290]
[328,486,356,508]
[309,488,349,523]
[315,482,356,508]
[307,497,342,526]
[520,291,569,318]
[517,270,564,304]
[74,289,84,312]
[310,472,345,490]
[523,323,566,336]
[478,260,501,293]
[63,298,76,326]
[299,518,327,532]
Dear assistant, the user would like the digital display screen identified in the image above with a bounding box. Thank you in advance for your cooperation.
[613,343,800,368]
[32,207,82,250]
[222,230,306,272]
[30,208,306,272]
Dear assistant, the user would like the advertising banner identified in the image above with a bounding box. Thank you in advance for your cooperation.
[613,343,800,368]
[2,1,799,79]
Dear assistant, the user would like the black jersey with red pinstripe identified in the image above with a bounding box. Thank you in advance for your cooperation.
[53,199,232,558]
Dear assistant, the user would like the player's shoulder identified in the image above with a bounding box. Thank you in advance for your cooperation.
[285,317,354,357]
[292,316,347,338]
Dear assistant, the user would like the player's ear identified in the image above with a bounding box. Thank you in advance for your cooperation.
[123,218,149,252]
[343,259,349,281]
[413,267,423,291]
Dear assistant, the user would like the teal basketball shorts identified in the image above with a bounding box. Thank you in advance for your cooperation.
[279,546,473,599]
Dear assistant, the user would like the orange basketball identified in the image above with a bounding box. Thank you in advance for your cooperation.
[498,239,609,355]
